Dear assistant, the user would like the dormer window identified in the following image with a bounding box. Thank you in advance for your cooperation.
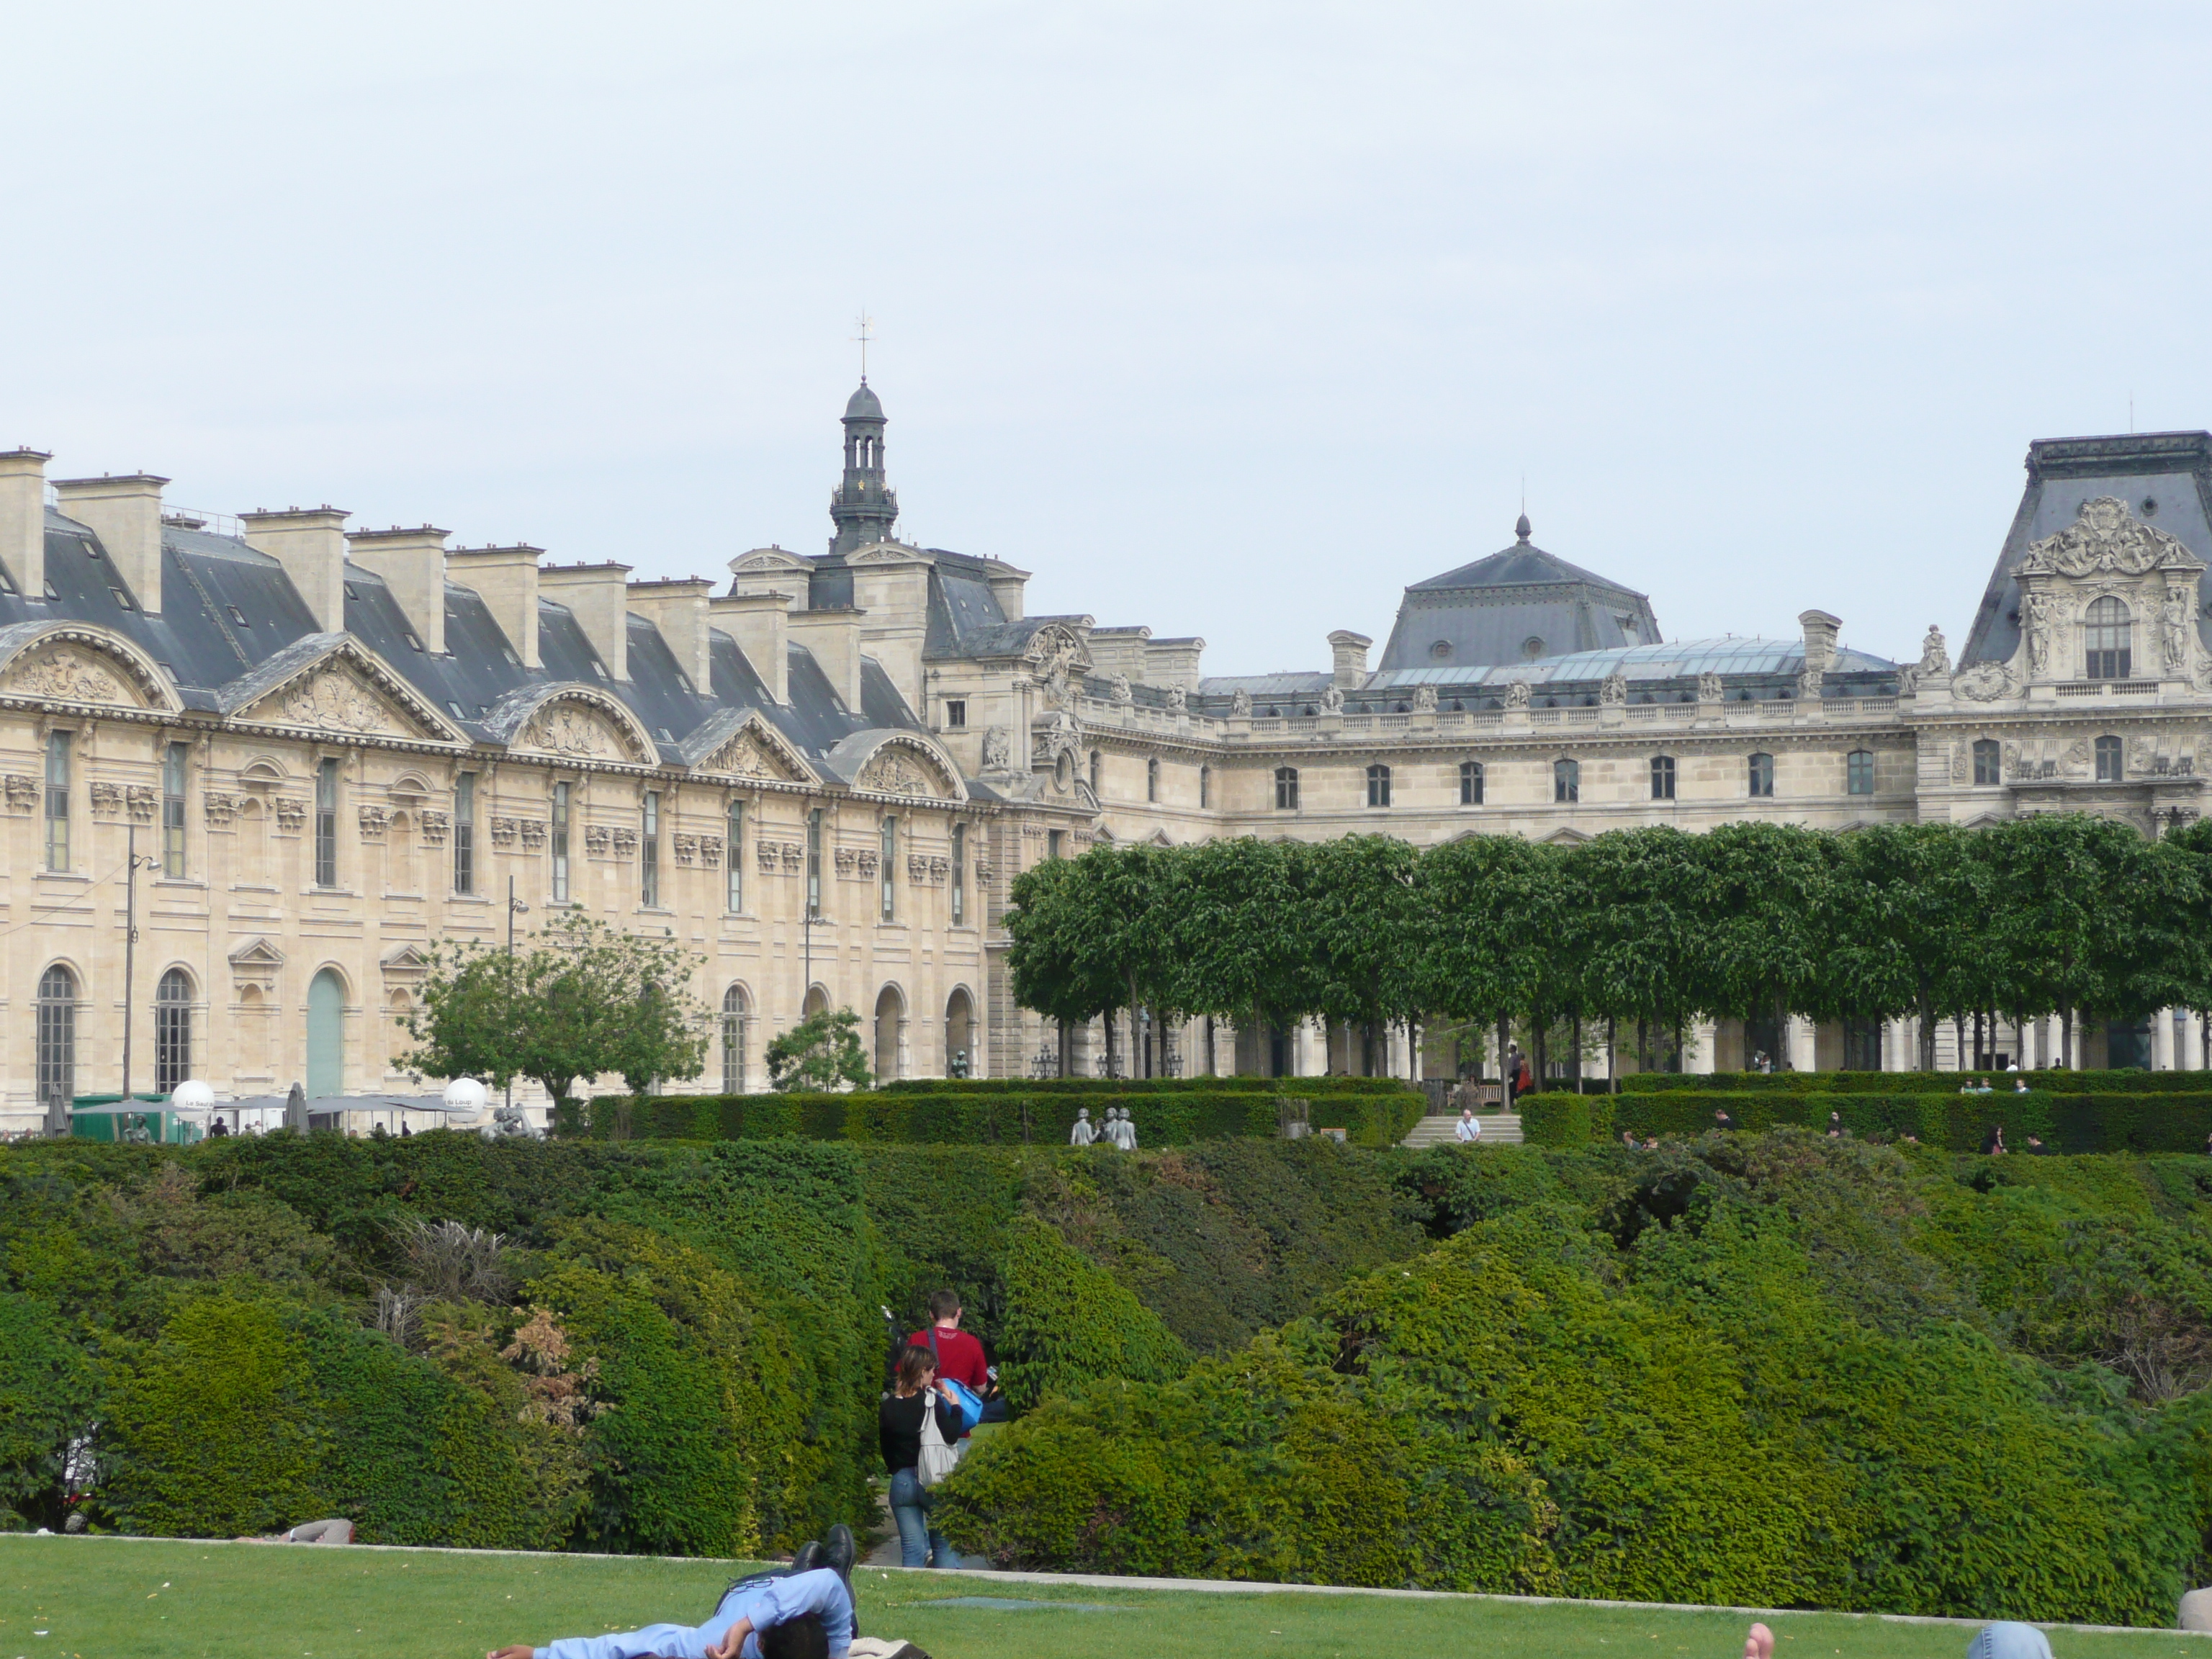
[228,606,250,626]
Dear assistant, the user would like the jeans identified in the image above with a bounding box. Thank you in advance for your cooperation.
[888,1466,961,1569]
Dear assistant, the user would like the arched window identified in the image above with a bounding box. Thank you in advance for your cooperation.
[36,963,76,1107]
[1146,757,1160,803]
[1198,765,1210,809]
[1274,766,1299,811]
[1650,755,1676,801]
[1366,763,1391,808]
[2095,734,2124,782]
[1846,750,1875,796]
[1553,758,1579,803]
[2085,596,2131,679]
[307,968,346,1097]
[1748,752,1776,798]
[1972,739,2001,786]
[1460,760,1484,805]
[721,984,750,1094]
[874,984,906,1082]
[155,967,194,1093]
[945,987,976,1079]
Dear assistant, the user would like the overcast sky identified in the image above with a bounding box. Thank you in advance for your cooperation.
[5,2,2210,676]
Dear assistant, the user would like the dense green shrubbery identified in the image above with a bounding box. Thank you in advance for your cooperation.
[1524,1088,2212,1152]
[880,1076,1416,1095]
[996,1216,1190,1412]
[1617,1069,2210,1093]
[940,1135,2212,1624]
[572,1084,1424,1150]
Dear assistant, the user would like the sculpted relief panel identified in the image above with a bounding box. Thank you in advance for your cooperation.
[706,729,802,782]
[517,701,644,763]
[856,745,953,799]
[278,667,391,734]
[9,648,132,707]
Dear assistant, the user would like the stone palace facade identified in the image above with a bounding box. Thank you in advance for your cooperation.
[2,397,2207,1128]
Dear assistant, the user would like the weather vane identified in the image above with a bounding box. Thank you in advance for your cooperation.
[853,311,874,382]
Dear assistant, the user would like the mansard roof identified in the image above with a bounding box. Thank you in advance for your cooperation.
[14,509,930,771]
[1378,518,1664,671]
[1961,430,2212,670]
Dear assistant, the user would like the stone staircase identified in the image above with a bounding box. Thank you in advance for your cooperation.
[1402,1112,1522,1148]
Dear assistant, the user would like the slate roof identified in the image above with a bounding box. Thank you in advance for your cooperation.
[1960,431,2212,669]
[1378,519,1664,672]
[9,510,930,771]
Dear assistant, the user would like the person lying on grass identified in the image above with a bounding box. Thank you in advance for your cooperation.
[487,1555,853,1659]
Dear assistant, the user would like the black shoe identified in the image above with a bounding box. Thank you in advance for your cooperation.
[792,1540,824,1575]
[825,1521,857,1633]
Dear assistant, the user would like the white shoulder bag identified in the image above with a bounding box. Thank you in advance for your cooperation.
[917,1391,962,1488]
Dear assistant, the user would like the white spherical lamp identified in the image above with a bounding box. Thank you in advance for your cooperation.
[441,1076,490,1121]
[171,1079,216,1113]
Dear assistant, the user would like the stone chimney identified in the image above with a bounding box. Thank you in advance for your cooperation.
[710,590,791,705]
[1088,626,1152,684]
[626,577,714,691]
[446,544,544,668]
[1144,637,1206,693]
[0,449,50,601]
[788,605,866,709]
[1328,629,1372,689]
[1799,610,1842,674]
[52,473,168,615]
[539,561,634,682]
[348,526,451,655]
[243,507,351,634]
[985,558,1031,621]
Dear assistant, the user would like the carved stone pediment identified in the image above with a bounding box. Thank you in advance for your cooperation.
[228,938,284,992]
[703,725,807,783]
[516,702,644,763]
[238,661,453,740]
[1022,623,1092,681]
[1953,661,2017,703]
[7,646,137,708]
[379,942,433,981]
[2021,497,2205,579]
[855,742,957,800]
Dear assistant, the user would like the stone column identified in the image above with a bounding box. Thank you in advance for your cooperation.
[2154,1008,2177,1072]
[1688,1018,1717,1075]
[2044,1014,2067,1071]
[1788,1015,1817,1075]
[2184,1010,2206,1072]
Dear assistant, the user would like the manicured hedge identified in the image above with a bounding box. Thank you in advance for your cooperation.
[1617,1069,2206,1094]
[881,1076,1415,1095]
[573,1086,1425,1151]
[1523,1088,2212,1153]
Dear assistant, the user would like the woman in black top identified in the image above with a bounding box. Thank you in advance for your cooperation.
[881,1344,964,1568]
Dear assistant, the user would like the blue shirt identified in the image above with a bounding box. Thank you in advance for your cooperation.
[536,1566,853,1659]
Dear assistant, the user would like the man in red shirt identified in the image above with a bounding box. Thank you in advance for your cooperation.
[908,1290,989,1401]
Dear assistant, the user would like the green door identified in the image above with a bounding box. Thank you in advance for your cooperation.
[307,969,345,1097]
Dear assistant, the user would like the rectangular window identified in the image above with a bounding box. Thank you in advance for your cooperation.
[550,782,571,903]
[951,822,967,925]
[1748,752,1776,799]
[726,799,745,912]
[454,772,476,894]
[1972,739,2000,786]
[1366,763,1391,808]
[944,699,967,729]
[880,816,896,922]
[641,791,660,907]
[806,809,822,919]
[44,731,69,871]
[1553,757,1579,804]
[1650,755,1676,800]
[161,742,189,878]
[1199,765,1210,809]
[1048,828,1065,860]
[1460,760,1483,805]
[315,757,339,886]
[1274,767,1299,810]
[1846,750,1875,796]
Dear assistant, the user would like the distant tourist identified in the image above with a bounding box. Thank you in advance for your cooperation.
[1642,1136,1659,1150]
[1982,1124,2007,1156]
[1621,1130,1640,1149]
[2014,1076,2031,1094]
[1713,1107,1737,1132]
[2024,1133,2050,1155]
[1455,1107,1482,1143]
[880,1343,966,1570]
[907,1291,989,1401]
[1827,1111,1844,1138]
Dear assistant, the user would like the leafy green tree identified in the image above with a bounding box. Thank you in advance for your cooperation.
[1558,827,1706,1076]
[1303,835,1426,1074]
[1826,823,1985,1070]
[1419,833,1562,1081]
[764,1007,873,1092]
[1687,822,1836,1071]
[397,910,708,1104]
[1007,854,1136,1073]
[1173,836,1323,1061]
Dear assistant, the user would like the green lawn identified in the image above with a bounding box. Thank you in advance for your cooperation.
[1,1536,2206,1659]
